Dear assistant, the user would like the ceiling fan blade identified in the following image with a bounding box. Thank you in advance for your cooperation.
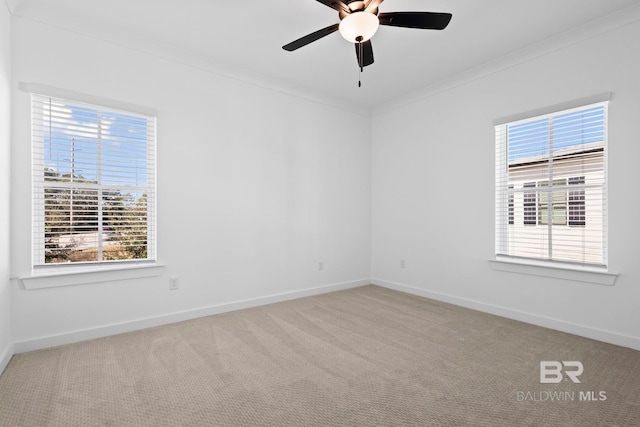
[282,23,340,51]
[364,0,384,13]
[378,12,452,30]
[315,0,350,13]
[355,40,374,67]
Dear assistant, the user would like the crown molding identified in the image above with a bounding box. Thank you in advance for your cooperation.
[372,2,640,117]
[3,0,22,14]
[10,9,371,117]
[11,1,640,118]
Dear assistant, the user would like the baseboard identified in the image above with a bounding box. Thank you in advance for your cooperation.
[372,278,640,351]
[0,343,14,376]
[12,279,370,354]
[16,277,636,355]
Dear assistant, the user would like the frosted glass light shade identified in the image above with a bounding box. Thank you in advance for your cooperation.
[339,12,379,43]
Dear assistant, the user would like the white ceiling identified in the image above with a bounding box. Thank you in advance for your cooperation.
[6,0,640,110]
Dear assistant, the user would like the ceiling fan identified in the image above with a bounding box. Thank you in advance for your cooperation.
[282,0,452,83]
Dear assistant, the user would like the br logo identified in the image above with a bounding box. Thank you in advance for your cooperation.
[540,361,584,383]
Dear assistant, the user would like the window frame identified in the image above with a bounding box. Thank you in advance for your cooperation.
[28,86,158,271]
[494,99,608,270]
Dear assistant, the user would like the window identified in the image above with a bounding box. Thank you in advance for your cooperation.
[523,182,537,225]
[31,94,157,267]
[538,179,567,226]
[507,185,514,225]
[495,102,607,266]
[568,176,586,227]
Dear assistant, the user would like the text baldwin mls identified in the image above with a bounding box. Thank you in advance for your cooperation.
[517,390,607,402]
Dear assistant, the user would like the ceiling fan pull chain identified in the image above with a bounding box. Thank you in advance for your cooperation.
[358,43,362,87]
[357,36,363,87]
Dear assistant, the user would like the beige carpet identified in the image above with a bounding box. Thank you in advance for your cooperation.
[1,285,639,426]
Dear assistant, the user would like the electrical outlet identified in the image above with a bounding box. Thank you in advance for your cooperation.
[169,277,179,290]
[400,260,406,269]
[318,261,324,271]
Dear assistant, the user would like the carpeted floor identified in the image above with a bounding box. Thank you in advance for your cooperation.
[1,285,639,426]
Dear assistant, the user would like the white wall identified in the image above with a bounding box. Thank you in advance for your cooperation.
[372,17,640,349]
[7,7,639,356]
[0,1,13,371]
[10,17,371,349]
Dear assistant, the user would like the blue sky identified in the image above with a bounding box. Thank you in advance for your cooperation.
[508,105,605,163]
[44,101,150,188]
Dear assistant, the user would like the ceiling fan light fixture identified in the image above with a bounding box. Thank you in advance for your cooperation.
[339,11,379,43]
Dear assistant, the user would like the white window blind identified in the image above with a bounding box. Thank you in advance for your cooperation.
[495,102,607,267]
[31,94,157,266]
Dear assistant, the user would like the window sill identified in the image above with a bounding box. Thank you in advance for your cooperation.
[489,257,617,286]
[20,262,165,290]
